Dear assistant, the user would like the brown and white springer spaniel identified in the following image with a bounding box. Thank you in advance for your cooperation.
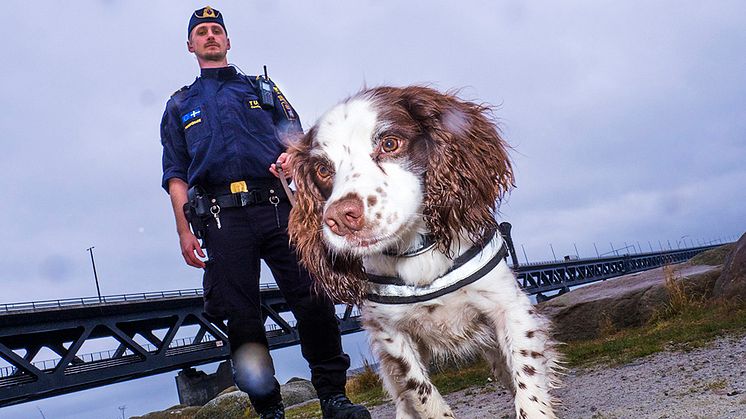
[288,86,560,418]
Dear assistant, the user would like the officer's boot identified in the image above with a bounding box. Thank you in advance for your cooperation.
[258,401,285,419]
[320,394,371,419]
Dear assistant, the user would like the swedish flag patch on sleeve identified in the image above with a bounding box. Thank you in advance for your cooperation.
[182,107,202,129]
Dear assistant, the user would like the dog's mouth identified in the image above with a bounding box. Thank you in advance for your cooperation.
[347,233,390,249]
[323,229,396,255]
[350,236,383,248]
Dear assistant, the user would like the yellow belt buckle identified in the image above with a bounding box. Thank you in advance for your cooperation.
[230,181,248,193]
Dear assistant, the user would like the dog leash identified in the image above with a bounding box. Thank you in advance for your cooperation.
[275,161,296,207]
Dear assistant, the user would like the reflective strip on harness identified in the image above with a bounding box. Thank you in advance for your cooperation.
[365,230,507,305]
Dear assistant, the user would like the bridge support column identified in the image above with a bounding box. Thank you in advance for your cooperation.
[175,361,234,406]
[535,293,549,303]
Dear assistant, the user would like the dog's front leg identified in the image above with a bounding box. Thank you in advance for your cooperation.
[477,284,560,418]
[365,318,454,419]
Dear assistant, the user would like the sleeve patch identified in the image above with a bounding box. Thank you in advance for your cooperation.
[273,86,297,120]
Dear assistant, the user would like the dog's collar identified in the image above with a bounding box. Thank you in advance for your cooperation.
[366,227,507,304]
[382,234,437,258]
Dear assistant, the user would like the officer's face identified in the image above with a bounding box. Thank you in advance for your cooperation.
[187,23,230,62]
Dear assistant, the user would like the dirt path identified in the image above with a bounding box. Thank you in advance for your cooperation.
[368,334,746,418]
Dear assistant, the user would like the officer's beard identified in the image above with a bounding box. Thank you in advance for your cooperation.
[202,51,227,62]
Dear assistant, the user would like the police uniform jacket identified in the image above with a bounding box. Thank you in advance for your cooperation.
[160,66,301,191]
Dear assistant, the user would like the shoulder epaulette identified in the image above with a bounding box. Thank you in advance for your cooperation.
[171,85,190,98]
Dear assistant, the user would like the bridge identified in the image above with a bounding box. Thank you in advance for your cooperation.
[0,242,723,407]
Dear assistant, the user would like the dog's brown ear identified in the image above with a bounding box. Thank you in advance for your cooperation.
[398,87,515,254]
[287,129,367,305]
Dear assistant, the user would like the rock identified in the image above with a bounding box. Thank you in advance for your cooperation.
[280,378,317,407]
[185,378,315,419]
[539,263,721,342]
[131,405,201,419]
[217,385,238,397]
[713,233,746,301]
[688,243,735,266]
[175,361,235,406]
[193,390,253,419]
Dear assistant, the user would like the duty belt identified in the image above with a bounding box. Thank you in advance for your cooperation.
[210,189,276,208]
[202,179,286,208]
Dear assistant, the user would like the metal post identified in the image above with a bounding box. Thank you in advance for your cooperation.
[593,242,599,257]
[549,243,557,261]
[86,247,102,303]
[658,240,663,251]
[667,240,672,250]
[648,241,653,252]
[573,243,579,258]
[521,244,529,265]
[498,222,520,267]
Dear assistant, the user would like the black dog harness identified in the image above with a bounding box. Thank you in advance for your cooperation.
[366,228,508,304]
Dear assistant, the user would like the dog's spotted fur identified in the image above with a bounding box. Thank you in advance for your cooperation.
[289,86,561,418]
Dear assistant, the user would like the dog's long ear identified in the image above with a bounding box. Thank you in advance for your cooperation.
[287,128,367,305]
[399,87,515,254]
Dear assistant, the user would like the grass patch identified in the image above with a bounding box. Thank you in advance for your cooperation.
[430,359,492,395]
[285,358,495,417]
[344,358,385,405]
[653,265,707,321]
[564,300,746,367]
[688,244,734,266]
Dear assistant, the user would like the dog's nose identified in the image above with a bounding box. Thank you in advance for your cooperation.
[325,195,364,236]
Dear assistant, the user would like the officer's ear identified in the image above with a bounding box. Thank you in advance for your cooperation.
[226,37,231,51]
[187,39,195,53]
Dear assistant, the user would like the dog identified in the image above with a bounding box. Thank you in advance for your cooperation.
[288,86,560,418]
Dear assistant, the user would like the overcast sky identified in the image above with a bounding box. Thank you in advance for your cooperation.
[1,1,744,418]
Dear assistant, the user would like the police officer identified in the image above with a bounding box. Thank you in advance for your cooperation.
[160,7,370,419]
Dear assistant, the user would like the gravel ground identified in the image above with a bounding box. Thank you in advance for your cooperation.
[368,334,746,418]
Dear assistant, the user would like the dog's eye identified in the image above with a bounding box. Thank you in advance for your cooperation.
[381,137,400,153]
[316,163,332,179]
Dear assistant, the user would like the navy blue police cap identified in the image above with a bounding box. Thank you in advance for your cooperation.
[188,6,226,38]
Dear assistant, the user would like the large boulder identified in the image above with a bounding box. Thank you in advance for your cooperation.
[712,233,746,301]
[539,263,721,342]
[188,378,316,419]
[281,377,317,407]
[131,405,200,419]
[193,390,253,419]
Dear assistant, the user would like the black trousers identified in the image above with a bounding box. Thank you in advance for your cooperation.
[202,200,350,412]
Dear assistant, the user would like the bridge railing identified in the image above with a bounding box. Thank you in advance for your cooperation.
[0,284,279,314]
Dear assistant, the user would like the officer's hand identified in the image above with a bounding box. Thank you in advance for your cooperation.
[270,153,293,179]
[179,231,206,269]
